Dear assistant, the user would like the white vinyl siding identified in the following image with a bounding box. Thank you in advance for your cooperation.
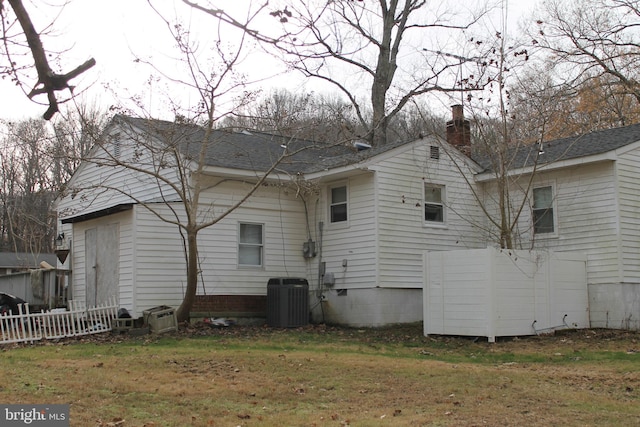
[57,125,181,221]
[502,162,620,285]
[616,148,640,282]
[320,175,378,289]
[132,204,188,312]
[131,181,309,307]
[67,179,312,317]
[374,141,485,289]
[65,170,311,316]
[198,183,309,294]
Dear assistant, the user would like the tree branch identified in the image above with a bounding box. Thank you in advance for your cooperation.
[7,0,96,119]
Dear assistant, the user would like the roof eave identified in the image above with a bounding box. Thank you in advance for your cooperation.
[61,204,134,224]
[475,151,617,182]
[200,161,374,182]
[305,163,373,181]
[200,165,302,182]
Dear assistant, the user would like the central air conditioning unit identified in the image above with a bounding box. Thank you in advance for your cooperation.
[266,278,309,328]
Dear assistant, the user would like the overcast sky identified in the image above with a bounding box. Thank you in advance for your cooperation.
[0,0,536,122]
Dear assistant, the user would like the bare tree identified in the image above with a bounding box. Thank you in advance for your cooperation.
[185,0,489,147]
[51,103,109,186]
[269,1,493,146]
[0,104,108,255]
[530,0,640,106]
[222,89,362,142]
[224,88,443,144]
[1,0,95,119]
[419,13,548,249]
[0,119,57,253]
[510,70,640,142]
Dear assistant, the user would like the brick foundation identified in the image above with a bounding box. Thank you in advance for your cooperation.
[192,295,267,316]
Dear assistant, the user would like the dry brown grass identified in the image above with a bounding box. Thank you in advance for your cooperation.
[1,323,639,426]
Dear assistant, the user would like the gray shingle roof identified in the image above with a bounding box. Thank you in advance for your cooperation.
[116,115,411,175]
[0,252,57,269]
[117,116,640,176]
[473,122,640,172]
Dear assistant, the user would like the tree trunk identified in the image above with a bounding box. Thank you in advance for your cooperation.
[369,0,398,147]
[370,45,390,146]
[176,229,199,322]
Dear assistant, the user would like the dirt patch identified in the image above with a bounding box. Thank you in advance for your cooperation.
[8,320,639,352]
[179,321,640,351]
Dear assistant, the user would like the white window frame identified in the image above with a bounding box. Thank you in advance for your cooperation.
[532,184,557,237]
[329,183,348,224]
[238,222,264,267]
[424,183,446,225]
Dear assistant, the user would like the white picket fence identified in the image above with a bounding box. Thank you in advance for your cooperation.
[0,298,118,345]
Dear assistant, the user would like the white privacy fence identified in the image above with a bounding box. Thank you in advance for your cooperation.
[0,298,118,345]
[424,248,589,342]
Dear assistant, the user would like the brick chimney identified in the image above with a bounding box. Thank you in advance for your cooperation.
[446,104,471,155]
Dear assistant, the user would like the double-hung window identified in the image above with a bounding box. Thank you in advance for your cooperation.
[532,186,555,234]
[238,223,263,267]
[424,184,445,223]
[330,185,348,223]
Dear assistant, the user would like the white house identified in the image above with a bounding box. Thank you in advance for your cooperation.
[55,111,640,330]
[474,123,640,330]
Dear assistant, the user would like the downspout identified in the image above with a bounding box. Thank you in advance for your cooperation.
[316,221,325,323]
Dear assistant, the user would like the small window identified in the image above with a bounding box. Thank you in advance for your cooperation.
[424,184,444,223]
[533,186,554,234]
[430,145,440,160]
[239,223,263,266]
[330,185,348,223]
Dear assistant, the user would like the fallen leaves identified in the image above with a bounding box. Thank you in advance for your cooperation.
[96,418,125,427]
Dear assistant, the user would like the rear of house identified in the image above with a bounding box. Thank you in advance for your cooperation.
[56,114,488,326]
[307,138,485,326]
[476,129,640,330]
[56,114,640,330]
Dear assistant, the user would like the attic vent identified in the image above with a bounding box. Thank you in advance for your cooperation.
[109,132,122,159]
[430,145,440,160]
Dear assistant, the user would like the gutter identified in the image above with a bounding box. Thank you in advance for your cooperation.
[474,151,617,183]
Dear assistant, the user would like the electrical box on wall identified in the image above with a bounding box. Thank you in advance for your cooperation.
[323,272,335,287]
[303,239,316,258]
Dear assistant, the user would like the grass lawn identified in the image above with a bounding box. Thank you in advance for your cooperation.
[1,323,639,426]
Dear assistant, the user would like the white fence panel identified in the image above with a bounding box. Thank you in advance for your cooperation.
[424,248,589,342]
[1,298,118,345]
[0,304,40,344]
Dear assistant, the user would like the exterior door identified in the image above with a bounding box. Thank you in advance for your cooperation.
[85,223,119,307]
